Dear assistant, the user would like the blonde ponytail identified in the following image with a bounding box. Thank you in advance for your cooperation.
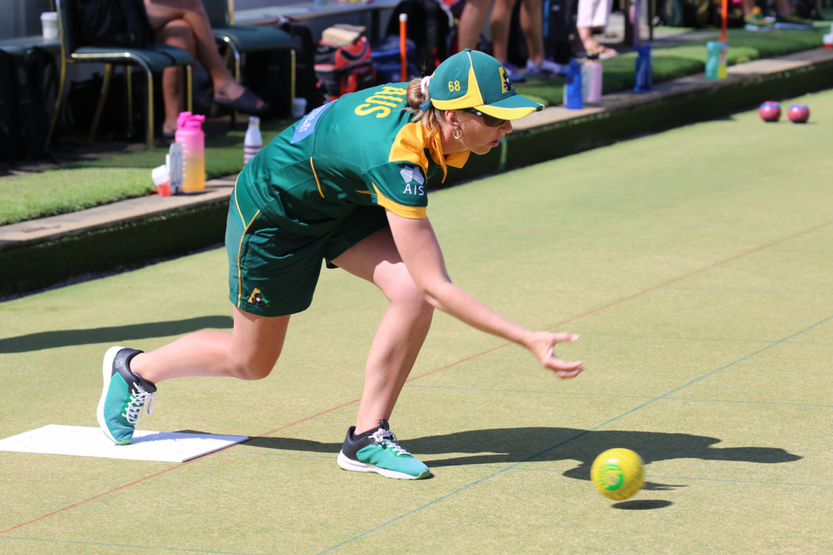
[405,76,445,134]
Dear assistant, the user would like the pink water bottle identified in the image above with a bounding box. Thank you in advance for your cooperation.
[175,112,206,191]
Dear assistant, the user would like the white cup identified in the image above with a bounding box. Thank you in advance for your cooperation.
[292,97,308,118]
[41,12,58,40]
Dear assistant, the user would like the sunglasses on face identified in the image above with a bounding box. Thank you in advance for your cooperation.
[461,108,507,128]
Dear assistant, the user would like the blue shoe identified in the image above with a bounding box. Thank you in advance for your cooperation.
[501,61,526,83]
[337,420,431,480]
[96,346,157,445]
[525,58,566,78]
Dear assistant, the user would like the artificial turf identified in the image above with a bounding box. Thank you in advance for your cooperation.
[1,89,831,554]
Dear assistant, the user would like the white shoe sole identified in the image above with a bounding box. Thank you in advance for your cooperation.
[337,451,429,480]
[96,346,125,444]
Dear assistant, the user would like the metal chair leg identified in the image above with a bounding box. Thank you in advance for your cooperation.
[290,48,296,117]
[231,43,242,129]
[125,65,133,136]
[140,63,155,151]
[45,54,67,150]
[186,64,193,113]
[88,63,114,143]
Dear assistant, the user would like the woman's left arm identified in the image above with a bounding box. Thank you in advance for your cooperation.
[387,211,584,378]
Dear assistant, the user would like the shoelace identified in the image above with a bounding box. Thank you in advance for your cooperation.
[122,384,156,424]
[370,428,411,456]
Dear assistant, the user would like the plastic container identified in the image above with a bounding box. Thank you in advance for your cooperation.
[152,164,172,197]
[634,44,652,92]
[823,25,832,49]
[293,97,308,118]
[244,116,262,166]
[174,112,206,192]
[167,143,183,195]
[705,41,728,80]
[582,61,603,103]
[563,60,583,110]
[40,12,58,40]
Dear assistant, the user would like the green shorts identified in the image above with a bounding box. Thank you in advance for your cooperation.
[226,181,388,317]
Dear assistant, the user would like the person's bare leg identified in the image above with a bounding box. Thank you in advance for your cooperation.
[130,306,291,383]
[519,0,545,64]
[331,227,435,434]
[143,0,262,106]
[457,0,494,51]
[155,19,196,134]
[490,0,515,63]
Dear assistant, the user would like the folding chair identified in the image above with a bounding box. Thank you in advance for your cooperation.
[47,0,195,150]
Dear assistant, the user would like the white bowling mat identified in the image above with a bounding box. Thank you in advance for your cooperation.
[0,424,248,462]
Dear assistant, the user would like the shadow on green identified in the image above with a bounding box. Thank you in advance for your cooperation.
[234,427,800,491]
[0,315,232,353]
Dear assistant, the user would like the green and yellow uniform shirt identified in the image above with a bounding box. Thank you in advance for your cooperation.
[238,83,470,233]
[227,83,471,316]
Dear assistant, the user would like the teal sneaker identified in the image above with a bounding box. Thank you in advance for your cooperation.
[337,420,430,480]
[96,346,157,445]
[773,10,813,29]
[744,7,773,31]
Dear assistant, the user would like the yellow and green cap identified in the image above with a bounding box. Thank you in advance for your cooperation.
[421,49,543,120]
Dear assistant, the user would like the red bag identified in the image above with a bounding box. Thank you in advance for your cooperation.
[314,36,376,101]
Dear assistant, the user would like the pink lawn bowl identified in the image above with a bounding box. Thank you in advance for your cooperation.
[759,101,781,122]
[787,103,810,123]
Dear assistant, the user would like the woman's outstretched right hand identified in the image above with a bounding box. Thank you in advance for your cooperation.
[525,331,584,379]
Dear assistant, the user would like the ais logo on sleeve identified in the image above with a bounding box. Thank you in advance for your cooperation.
[400,166,425,196]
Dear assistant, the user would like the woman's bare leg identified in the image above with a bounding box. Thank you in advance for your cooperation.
[331,227,435,434]
[489,0,515,63]
[154,19,196,134]
[143,0,263,107]
[130,306,291,383]
[519,0,545,64]
[457,0,494,51]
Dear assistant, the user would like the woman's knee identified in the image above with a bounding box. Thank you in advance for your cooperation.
[157,18,196,51]
[384,271,435,319]
[226,353,279,380]
[227,309,290,380]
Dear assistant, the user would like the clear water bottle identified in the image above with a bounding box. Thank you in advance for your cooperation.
[582,61,603,103]
[244,116,262,166]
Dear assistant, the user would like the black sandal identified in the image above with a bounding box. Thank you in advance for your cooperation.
[214,88,269,115]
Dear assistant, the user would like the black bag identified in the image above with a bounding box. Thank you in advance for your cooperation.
[73,0,156,48]
[0,47,56,161]
[241,49,293,119]
[0,50,20,163]
[790,0,823,19]
[384,0,454,74]
[314,37,376,101]
[371,35,420,84]
[542,0,576,65]
[274,17,326,112]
